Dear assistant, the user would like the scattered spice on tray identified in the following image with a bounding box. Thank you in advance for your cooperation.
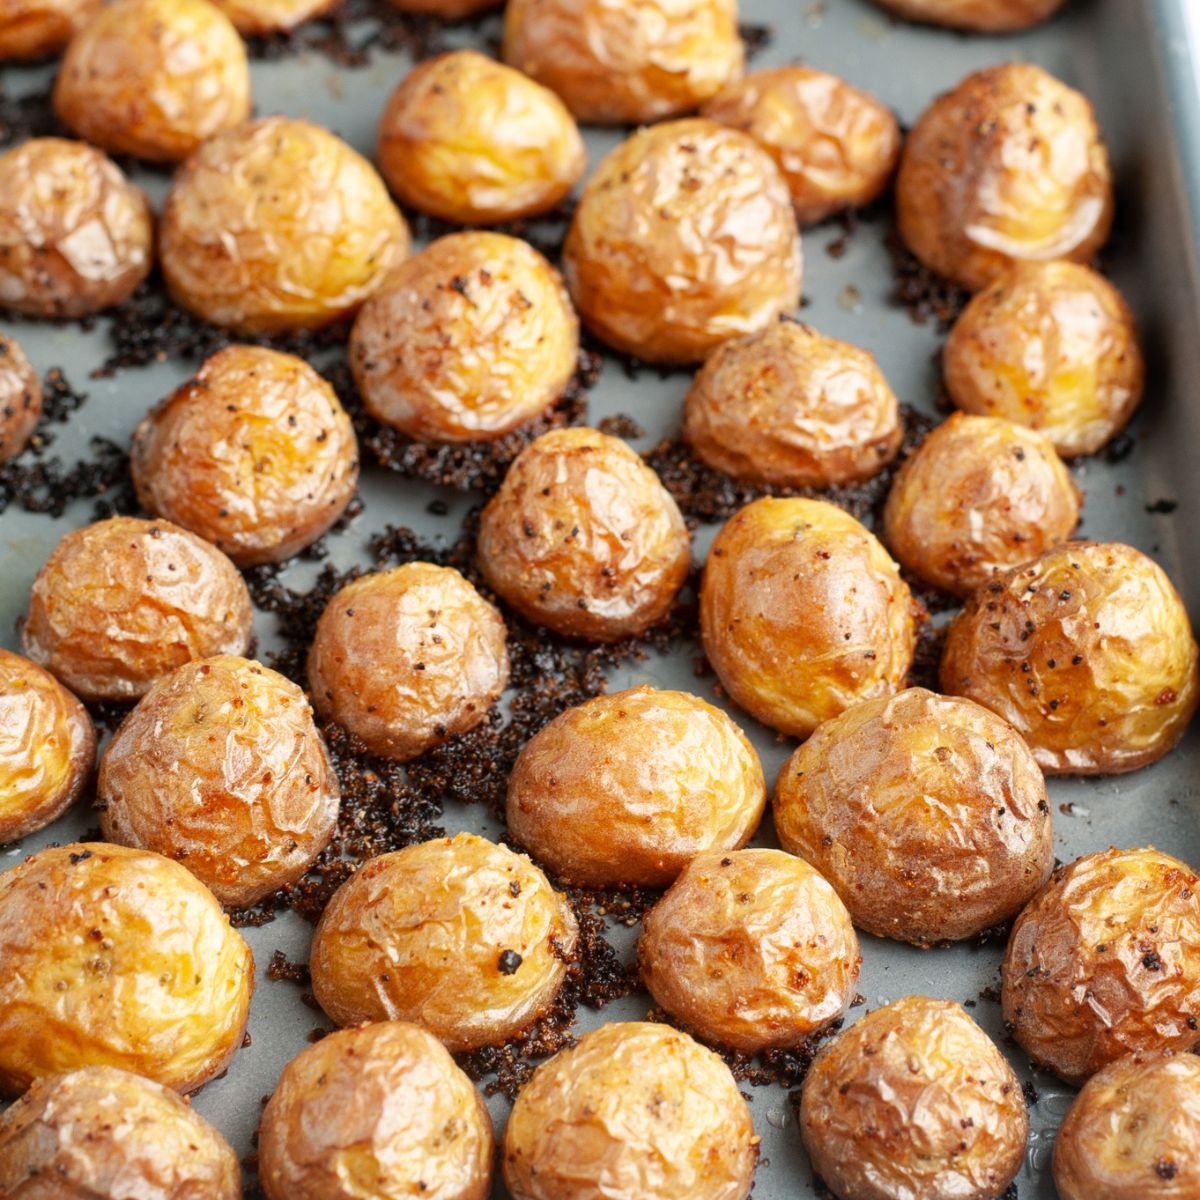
[738,20,774,59]
[886,226,970,330]
[0,78,63,148]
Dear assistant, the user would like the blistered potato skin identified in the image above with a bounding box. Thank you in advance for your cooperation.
[0,0,100,60]
[562,120,802,364]
[941,541,1200,775]
[507,686,766,888]
[0,842,254,1095]
[0,333,41,463]
[212,0,332,33]
[503,1022,757,1200]
[310,834,578,1051]
[872,0,1065,31]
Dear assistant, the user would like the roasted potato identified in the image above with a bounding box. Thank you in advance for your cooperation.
[477,427,691,641]
[160,116,410,334]
[383,0,498,19]
[350,232,578,442]
[310,833,578,1051]
[896,64,1113,291]
[0,333,41,463]
[507,686,766,887]
[307,562,508,761]
[941,541,1200,775]
[503,1021,757,1200]
[562,119,802,364]
[0,0,100,59]
[211,0,332,34]
[871,0,1065,30]
[0,842,254,1094]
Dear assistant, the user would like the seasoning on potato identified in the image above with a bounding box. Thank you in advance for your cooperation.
[0,0,100,60]
[212,0,332,34]
[0,333,41,463]
[871,0,1065,30]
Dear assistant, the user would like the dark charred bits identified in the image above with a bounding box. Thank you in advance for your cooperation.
[498,949,524,975]
[0,78,64,148]
[738,21,774,59]
[886,226,970,330]
[1146,498,1178,514]
[266,950,311,985]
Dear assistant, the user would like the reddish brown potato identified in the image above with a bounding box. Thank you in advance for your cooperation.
[212,0,332,33]
[0,333,41,463]
[0,0,100,60]
[507,686,765,887]
[562,119,802,364]
[941,541,1199,775]
[872,0,1065,30]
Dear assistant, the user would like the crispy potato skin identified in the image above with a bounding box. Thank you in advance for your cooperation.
[700,496,916,739]
[800,996,1028,1200]
[0,0,99,59]
[507,686,766,887]
[896,64,1112,291]
[0,843,254,1095]
[503,1021,757,1200]
[882,412,1081,596]
[562,119,802,364]
[477,428,691,641]
[871,0,1064,30]
[132,345,359,565]
[0,1066,241,1200]
[0,333,41,463]
[310,834,578,1051]
[941,541,1200,775]
[211,0,332,33]
[350,233,578,442]
[0,138,153,319]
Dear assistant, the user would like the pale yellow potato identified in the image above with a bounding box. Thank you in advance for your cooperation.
[872,0,1065,30]
[0,333,41,464]
[0,0,100,60]
[212,0,332,34]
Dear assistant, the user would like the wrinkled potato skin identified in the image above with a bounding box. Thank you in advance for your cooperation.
[310,834,578,1051]
[700,497,916,739]
[562,120,802,364]
[0,0,100,60]
[307,563,508,761]
[507,686,766,887]
[377,51,586,225]
[22,516,254,703]
[503,1022,757,1200]
[0,843,254,1095]
[0,139,153,319]
[800,996,1028,1200]
[212,0,332,34]
[941,541,1200,775]
[896,64,1113,291]
[259,1023,493,1200]
[350,233,578,442]
[132,345,359,565]
[872,0,1065,31]
[0,333,41,463]
[477,428,690,641]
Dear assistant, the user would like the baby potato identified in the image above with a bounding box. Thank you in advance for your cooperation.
[160,117,410,334]
[683,320,902,488]
[896,63,1113,291]
[1002,847,1200,1084]
[377,50,586,225]
[562,119,802,364]
[800,996,1028,1200]
[131,345,359,566]
[507,686,766,888]
[882,412,1081,596]
[0,842,254,1094]
[0,333,41,463]
[310,833,578,1051]
[871,0,1065,30]
[0,0,100,60]
[639,848,860,1053]
[941,541,1200,775]
[350,232,578,442]
[212,0,332,34]
[503,1021,757,1200]
[0,138,153,319]
[700,496,916,739]
[22,516,254,703]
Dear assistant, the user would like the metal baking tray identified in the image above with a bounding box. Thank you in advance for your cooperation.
[3,1,1200,1196]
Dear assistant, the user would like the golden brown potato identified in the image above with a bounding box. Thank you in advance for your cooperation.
[0,1066,241,1200]
[896,64,1113,291]
[562,119,802,364]
[507,686,765,888]
[22,516,254,703]
[383,0,497,19]
[683,320,902,488]
[0,842,254,1095]
[1003,847,1200,1085]
[775,688,1053,946]
[377,51,586,225]
[700,496,916,739]
[307,562,508,761]
[131,345,359,566]
[310,833,578,1051]
[211,0,332,34]
[941,541,1199,775]
[872,0,1065,30]
[882,412,1081,596]
[160,117,410,334]
[0,0,100,60]
[800,996,1027,1200]
[0,139,153,319]
[944,262,1144,458]
[0,333,41,463]
[503,1021,757,1200]
[350,233,578,442]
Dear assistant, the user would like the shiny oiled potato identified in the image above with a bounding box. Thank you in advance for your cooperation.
[941,541,1200,774]
[562,119,802,364]
[0,842,254,1094]
[0,333,41,463]
[0,0,100,60]
[310,834,578,1051]
[507,686,765,887]
[212,0,332,34]
[871,0,1065,31]
[503,1022,757,1200]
